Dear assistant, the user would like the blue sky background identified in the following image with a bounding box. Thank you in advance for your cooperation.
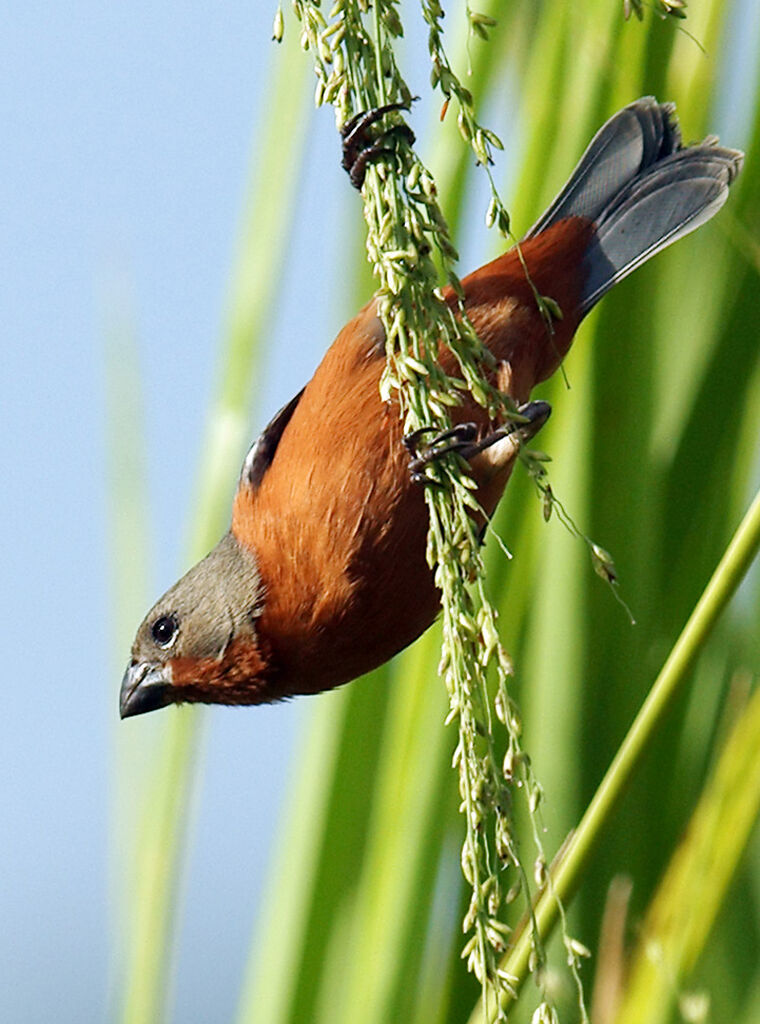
[3,2,760,1023]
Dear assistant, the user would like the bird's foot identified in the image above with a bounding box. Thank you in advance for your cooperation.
[462,402,552,462]
[404,422,479,483]
[404,402,552,484]
[341,101,417,189]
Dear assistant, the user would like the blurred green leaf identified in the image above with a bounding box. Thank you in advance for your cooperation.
[113,25,313,1024]
[615,680,760,1024]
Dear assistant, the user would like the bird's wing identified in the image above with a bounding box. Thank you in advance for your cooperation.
[239,388,305,490]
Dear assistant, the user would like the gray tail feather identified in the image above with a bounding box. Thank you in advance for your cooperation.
[525,97,743,316]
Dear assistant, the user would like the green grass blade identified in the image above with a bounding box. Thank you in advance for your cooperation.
[615,682,760,1024]
[104,275,153,1013]
[115,28,313,1024]
[320,632,451,1024]
[119,711,201,1024]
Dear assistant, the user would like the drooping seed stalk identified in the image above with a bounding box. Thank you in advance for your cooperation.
[286,2,589,1018]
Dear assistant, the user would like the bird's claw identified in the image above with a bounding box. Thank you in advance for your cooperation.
[404,402,552,485]
[341,101,417,189]
[405,422,480,483]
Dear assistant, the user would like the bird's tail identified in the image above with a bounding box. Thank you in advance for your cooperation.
[525,98,743,316]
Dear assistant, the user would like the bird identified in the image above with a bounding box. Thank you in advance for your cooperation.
[120,97,742,719]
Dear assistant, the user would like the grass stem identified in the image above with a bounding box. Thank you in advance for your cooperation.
[469,486,760,1023]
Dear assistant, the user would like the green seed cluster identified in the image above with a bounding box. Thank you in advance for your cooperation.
[284,1,588,1017]
[623,0,688,21]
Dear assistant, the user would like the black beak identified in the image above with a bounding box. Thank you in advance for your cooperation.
[119,661,172,719]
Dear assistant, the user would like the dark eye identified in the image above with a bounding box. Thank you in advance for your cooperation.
[151,614,178,648]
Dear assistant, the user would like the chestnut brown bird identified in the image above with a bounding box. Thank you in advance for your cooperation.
[120,98,742,718]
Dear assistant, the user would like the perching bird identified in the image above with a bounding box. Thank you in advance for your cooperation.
[120,98,742,718]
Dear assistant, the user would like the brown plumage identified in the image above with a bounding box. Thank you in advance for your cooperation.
[120,98,742,718]
[230,217,593,697]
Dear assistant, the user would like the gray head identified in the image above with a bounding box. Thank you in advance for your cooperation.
[120,532,264,718]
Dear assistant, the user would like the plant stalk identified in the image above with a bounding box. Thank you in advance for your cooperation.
[468,485,760,1024]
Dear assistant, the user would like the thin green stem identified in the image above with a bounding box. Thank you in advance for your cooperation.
[468,485,760,1024]
[121,714,200,1024]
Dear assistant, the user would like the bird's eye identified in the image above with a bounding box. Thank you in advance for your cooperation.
[151,614,179,648]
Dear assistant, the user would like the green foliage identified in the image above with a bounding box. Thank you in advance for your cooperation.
[616,681,760,1024]
[112,1,760,1022]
